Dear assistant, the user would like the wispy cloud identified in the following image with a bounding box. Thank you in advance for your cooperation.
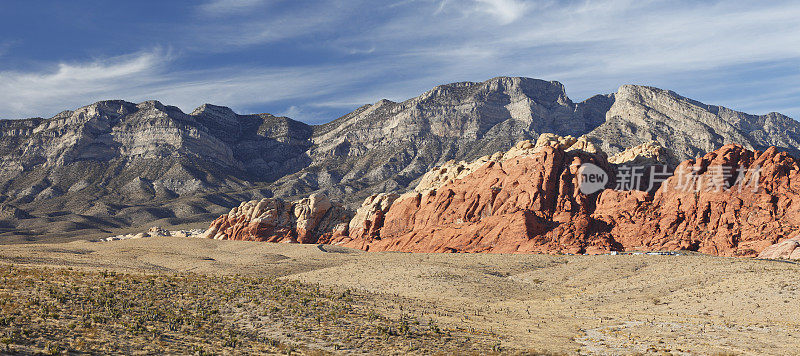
[473,0,529,24]
[277,105,334,124]
[197,0,267,16]
[187,1,343,49]
[0,50,170,118]
[315,0,800,116]
[0,49,383,119]
[0,40,15,57]
[141,63,382,114]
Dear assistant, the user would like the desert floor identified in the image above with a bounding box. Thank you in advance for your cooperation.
[1,237,799,355]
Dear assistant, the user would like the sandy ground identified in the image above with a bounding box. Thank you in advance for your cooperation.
[1,237,799,355]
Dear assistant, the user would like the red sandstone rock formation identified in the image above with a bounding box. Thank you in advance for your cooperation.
[347,193,399,240]
[335,143,800,257]
[202,193,350,243]
[203,139,800,259]
[595,145,800,257]
[335,144,620,254]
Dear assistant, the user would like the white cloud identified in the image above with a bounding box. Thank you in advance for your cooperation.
[187,1,342,49]
[197,0,267,16]
[277,105,333,124]
[433,0,448,15]
[385,0,800,74]
[0,40,15,57]
[320,0,800,116]
[474,0,528,24]
[142,64,379,113]
[0,50,170,119]
[190,19,329,48]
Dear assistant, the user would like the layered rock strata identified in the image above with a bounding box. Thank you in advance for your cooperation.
[4,77,800,242]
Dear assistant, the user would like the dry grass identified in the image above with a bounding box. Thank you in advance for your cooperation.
[0,264,501,355]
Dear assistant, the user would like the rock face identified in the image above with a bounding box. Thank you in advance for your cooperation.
[3,76,800,242]
[596,145,800,257]
[411,135,602,195]
[533,133,601,154]
[0,100,312,240]
[608,141,675,165]
[202,193,349,243]
[334,142,619,254]
[203,138,800,258]
[282,77,613,202]
[347,193,400,240]
[758,236,800,259]
[587,85,800,160]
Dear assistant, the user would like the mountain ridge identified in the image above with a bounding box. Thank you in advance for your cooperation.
[1,76,798,241]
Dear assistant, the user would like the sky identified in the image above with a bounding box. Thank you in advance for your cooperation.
[0,0,798,124]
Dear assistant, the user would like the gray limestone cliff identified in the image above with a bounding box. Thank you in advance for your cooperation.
[587,85,800,160]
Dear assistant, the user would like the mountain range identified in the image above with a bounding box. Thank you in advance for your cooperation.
[1,76,797,242]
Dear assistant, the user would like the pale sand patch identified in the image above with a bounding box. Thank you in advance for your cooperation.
[1,237,798,354]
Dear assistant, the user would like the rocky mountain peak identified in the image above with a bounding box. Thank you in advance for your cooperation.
[416,77,571,106]
[372,99,396,108]
[189,104,241,142]
[615,84,708,111]
[490,76,571,104]
[190,103,237,119]
[135,100,168,111]
[52,100,137,125]
[587,83,800,161]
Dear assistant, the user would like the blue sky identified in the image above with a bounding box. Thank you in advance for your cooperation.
[0,0,798,123]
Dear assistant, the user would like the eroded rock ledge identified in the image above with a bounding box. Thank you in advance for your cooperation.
[201,193,350,244]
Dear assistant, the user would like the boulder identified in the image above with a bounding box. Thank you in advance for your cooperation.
[414,154,503,194]
[202,193,350,243]
[531,133,600,155]
[758,236,800,259]
[148,226,171,237]
[608,141,675,165]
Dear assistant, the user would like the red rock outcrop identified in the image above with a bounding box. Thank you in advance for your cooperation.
[335,144,620,254]
[347,193,399,240]
[203,139,800,259]
[595,145,800,256]
[411,137,603,195]
[202,193,350,243]
[335,143,800,257]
